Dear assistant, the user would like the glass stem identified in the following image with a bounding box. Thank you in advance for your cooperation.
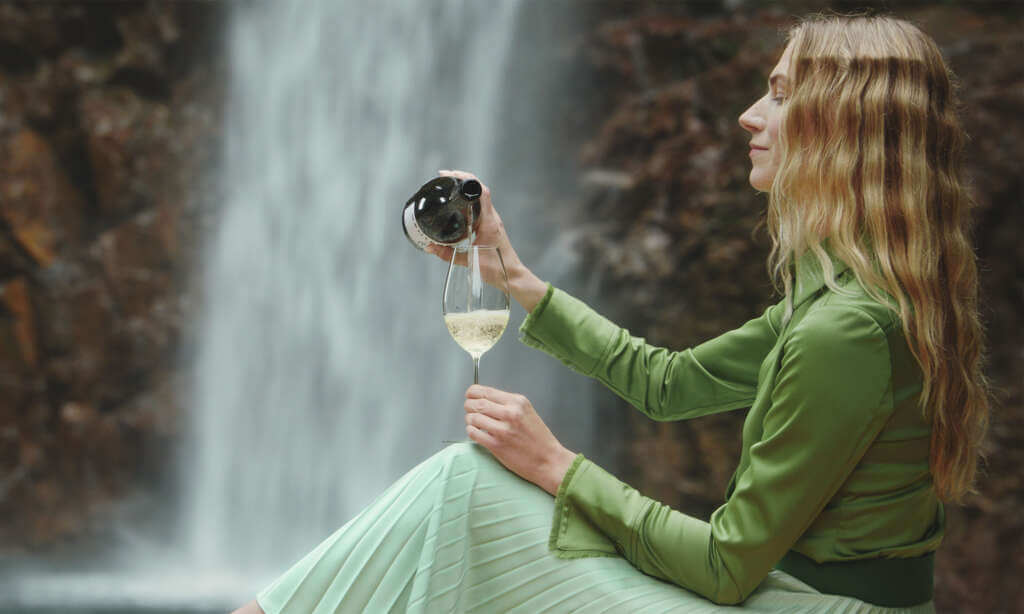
[473,356,480,385]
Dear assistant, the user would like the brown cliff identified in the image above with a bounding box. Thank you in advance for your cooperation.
[0,1,224,548]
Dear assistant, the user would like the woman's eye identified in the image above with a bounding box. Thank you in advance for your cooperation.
[772,96,786,104]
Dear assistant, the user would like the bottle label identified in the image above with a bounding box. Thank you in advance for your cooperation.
[403,204,433,251]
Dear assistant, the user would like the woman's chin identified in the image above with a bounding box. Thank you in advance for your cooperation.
[748,173,772,192]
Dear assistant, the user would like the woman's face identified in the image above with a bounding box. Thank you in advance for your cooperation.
[738,42,793,192]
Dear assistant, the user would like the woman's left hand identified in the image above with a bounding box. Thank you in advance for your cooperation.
[464,385,577,496]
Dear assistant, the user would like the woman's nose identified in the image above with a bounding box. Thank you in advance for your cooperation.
[738,104,765,133]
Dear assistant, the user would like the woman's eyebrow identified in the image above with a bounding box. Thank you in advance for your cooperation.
[769,74,788,89]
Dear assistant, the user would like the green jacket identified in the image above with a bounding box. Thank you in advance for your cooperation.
[518,252,943,606]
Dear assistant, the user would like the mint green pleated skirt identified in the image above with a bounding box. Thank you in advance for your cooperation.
[257,443,935,614]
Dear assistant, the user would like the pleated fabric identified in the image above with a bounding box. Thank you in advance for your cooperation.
[256,443,936,614]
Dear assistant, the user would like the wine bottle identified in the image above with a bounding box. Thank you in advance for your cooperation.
[402,176,482,251]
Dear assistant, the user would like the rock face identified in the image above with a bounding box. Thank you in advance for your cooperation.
[0,2,1021,613]
[0,2,224,548]
[560,3,1024,613]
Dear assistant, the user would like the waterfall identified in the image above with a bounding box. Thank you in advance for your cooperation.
[185,0,598,592]
[0,0,598,610]
[184,0,532,572]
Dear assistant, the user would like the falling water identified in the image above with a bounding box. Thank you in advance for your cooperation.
[0,0,599,611]
[184,0,530,571]
[184,0,601,594]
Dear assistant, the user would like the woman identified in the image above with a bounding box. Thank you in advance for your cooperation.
[235,13,988,613]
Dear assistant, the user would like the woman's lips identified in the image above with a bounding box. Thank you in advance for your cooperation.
[749,146,768,156]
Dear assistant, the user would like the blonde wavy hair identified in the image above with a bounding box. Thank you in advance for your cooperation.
[766,14,990,502]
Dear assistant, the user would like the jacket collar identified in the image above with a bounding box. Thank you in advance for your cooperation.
[793,246,851,309]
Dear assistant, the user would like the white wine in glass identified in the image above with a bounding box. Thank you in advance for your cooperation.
[442,245,510,385]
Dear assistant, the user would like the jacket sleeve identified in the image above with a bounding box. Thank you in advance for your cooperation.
[518,284,782,421]
[548,306,896,604]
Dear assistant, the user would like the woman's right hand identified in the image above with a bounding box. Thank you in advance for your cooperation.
[426,169,520,268]
[425,169,548,312]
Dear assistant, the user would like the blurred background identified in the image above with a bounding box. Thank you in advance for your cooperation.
[0,1,1019,612]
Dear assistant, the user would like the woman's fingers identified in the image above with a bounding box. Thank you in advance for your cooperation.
[464,397,511,420]
[427,243,475,269]
[427,243,448,255]
[438,169,479,183]
[465,410,506,435]
[427,243,462,265]
[466,423,498,447]
[466,384,523,406]
[465,386,531,428]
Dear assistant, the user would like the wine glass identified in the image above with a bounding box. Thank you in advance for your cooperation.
[442,245,510,385]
